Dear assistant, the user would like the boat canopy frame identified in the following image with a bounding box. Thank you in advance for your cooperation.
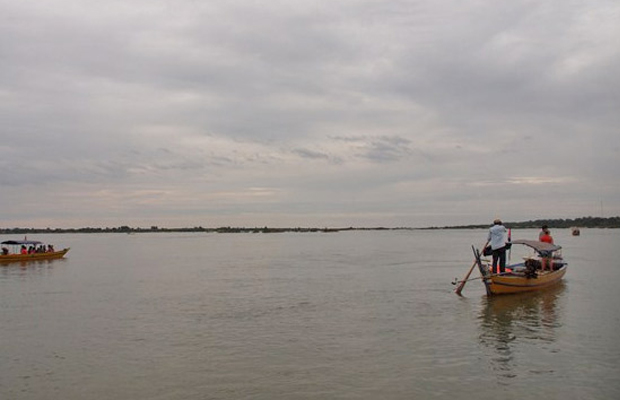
[1,240,44,246]
[510,239,561,255]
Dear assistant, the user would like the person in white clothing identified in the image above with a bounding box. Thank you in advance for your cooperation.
[486,219,508,274]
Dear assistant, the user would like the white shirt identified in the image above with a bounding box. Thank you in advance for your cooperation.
[487,224,507,250]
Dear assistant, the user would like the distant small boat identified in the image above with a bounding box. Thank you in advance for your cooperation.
[0,240,70,263]
[571,227,580,236]
[473,240,567,296]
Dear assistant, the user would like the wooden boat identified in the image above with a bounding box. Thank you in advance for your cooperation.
[473,239,567,296]
[0,240,70,263]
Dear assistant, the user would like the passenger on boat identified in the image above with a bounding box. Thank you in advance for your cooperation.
[539,227,554,271]
[540,227,554,244]
[486,219,508,274]
[21,246,28,254]
[1,247,8,255]
[47,244,55,252]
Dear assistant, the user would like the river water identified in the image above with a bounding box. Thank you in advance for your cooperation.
[1,229,619,399]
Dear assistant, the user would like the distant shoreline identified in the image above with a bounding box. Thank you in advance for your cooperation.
[1,216,618,234]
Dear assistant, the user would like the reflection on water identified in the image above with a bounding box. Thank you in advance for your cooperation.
[478,283,566,378]
[0,259,64,277]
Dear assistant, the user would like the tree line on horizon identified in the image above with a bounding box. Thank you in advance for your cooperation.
[431,216,620,230]
[0,216,618,235]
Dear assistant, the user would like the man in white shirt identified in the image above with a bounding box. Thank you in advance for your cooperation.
[486,219,508,273]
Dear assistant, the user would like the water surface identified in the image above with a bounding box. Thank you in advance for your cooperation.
[1,229,619,399]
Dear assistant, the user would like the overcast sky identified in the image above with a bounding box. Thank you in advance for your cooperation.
[1,0,619,228]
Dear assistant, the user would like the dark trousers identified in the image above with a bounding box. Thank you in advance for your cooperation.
[492,246,506,274]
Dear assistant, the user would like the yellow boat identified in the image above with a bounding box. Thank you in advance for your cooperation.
[473,240,567,296]
[1,240,70,264]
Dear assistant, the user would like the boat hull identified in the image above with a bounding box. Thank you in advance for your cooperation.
[0,248,70,263]
[484,265,567,295]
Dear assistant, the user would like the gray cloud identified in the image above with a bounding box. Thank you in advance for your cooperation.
[293,148,331,161]
[1,0,619,228]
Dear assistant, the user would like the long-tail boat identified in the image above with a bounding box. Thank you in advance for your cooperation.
[472,239,567,295]
[0,240,70,263]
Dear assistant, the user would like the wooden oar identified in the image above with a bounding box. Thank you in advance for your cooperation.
[453,270,512,285]
[455,241,488,296]
[452,275,485,285]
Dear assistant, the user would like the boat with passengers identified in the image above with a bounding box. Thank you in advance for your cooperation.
[0,240,70,263]
[454,239,567,296]
[472,239,567,295]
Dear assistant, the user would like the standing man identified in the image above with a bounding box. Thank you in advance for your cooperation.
[486,218,508,274]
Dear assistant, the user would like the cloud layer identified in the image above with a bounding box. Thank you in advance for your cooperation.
[1,0,619,228]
